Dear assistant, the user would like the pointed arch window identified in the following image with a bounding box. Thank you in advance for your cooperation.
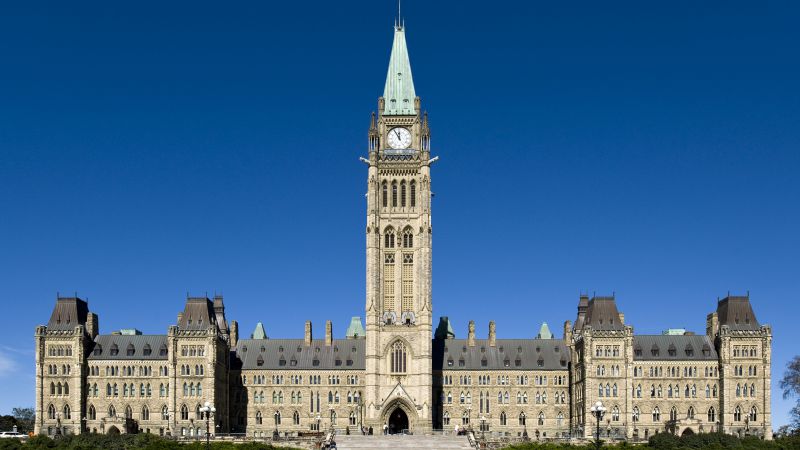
[652,407,660,422]
[402,228,413,248]
[410,180,416,207]
[384,228,395,248]
[392,181,398,207]
[734,406,742,422]
[707,407,716,423]
[382,181,388,207]
[669,406,678,421]
[519,412,526,426]
[180,405,188,421]
[632,407,640,422]
[400,180,407,207]
[88,404,96,420]
[47,404,56,420]
[293,411,300,425]
[109,405,117,418]
[687,406,695,420]
[749,406,757,421]
[537,412,545,426]
[390,341,407,373]
[142,405,150,421]
[162,406,169,421]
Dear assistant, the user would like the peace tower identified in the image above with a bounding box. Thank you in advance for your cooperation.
[362,20,435,433]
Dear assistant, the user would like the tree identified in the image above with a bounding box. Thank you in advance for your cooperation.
[10,407,34,433]
[780,356,800,431]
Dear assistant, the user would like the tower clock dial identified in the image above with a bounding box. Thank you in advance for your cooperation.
[387,127,412,149]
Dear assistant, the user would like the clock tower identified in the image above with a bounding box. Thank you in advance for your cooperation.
[363,20,434,433]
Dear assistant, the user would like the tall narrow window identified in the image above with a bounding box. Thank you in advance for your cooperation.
[402,228,413,248]
[382,181,388,208]
[392,181,398,207]
[401,253,413,313]
[384,228,395,248]
[391,341,407,374]
[410,180,416,207]
[400,181,407,207]
[383,253,395,313]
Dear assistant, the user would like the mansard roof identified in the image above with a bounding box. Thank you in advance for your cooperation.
[716,295,760,331]
[584,296,624,331]
[178,297,219,332]
[88,335,168,360]
[434,339,570,371]
[232,339,365,371]
[47,297,89,331]
[632,335,717,361]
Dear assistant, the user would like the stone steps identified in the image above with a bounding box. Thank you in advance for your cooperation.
[333,434,473,449]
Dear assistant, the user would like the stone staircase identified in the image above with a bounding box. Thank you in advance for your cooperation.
[334,434,473,449]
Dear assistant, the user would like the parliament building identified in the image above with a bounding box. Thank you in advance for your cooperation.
[34,21,773,441]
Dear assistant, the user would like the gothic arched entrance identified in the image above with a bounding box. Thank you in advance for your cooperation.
[388,407,408,434]
[681,428,695,437]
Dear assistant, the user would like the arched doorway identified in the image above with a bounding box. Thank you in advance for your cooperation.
[388,407,409,434]
[107,426,120,435]
[681,428,695,437]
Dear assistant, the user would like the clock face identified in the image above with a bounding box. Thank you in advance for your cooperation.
[387,127,412,149]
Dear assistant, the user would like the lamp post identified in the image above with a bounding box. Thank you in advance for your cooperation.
[479,415,486,440]
[316,413,321,433]
[199,402,216,450]
[589,401,606,450]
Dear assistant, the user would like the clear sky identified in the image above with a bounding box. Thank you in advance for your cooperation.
[1,0,798,428]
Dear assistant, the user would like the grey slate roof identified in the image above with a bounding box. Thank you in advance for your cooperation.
[434,339,570,371]
[88,335,169,360]
[632,335,717,361]
[47,297,89,331]
[717,296,760,331]
[232,339,365,371]
[584,297,624,331]
[179,298,219,332]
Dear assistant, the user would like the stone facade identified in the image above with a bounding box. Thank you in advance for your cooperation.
[33,22,772,441]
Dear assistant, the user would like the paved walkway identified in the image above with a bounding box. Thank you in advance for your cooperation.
[334,434,473,449]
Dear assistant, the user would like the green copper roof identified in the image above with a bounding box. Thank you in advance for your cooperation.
[383,25,416,116]
[537,322,554,340]
[435,316,456,340]
[345,317,365,339]
[251,322,267,340]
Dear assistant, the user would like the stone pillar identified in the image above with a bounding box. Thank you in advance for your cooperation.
[230,321,238,348]
[305,321,312,346]
[468,321,475,347]
[325,321,333,346]
[488,321,496,347]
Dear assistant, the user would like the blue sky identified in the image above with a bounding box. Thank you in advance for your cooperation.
[1,0,799,428]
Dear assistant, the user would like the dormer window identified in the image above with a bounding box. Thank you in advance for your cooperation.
[126,344,135,356]
[256,356,264,367]
[143,344,152,356]
[312,359,320,367]
[458,359,465,367]
[159,345,168,357]
[447,359,454,367]
[93,345,102,356]
[110,344,119,356]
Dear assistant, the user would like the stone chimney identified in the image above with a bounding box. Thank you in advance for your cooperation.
[177,312,184,326]
[230,320,239,348]
[706,312,719,338]
[618,312,625,324]
[488,321,496,347]
[563,320,572,343]
[86,312,99,340]
[305,321,312,346]
[468,320,476,347]
[325,320,333,346]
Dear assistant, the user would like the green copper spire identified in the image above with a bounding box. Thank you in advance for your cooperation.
[537,322,554,340]
[251,322,267,340]
[383,24,416,116]
[345,317,365,339]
